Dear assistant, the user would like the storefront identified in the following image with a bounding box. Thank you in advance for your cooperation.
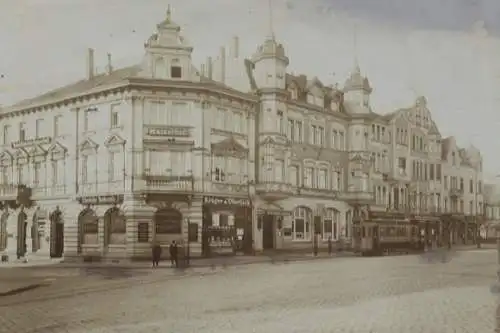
[202,196,252,256]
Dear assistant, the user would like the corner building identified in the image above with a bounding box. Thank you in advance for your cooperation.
[0,8,485,260]
[0,11,257,261]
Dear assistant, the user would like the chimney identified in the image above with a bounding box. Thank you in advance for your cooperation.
[105,53,113,74]
[231,36,239,58]
[86,48,95,80]
[200,64,206,77]
[206,57,213,80]
[220,46,226,83]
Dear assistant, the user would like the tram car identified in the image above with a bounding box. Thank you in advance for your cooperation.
[352,211,425,256]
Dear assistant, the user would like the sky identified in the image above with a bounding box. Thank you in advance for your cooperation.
[0,0,500,180]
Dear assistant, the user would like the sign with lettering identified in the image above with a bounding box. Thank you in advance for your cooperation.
[12,137,51,149]
[203,196,249,207]
[146,126,190,137]
[78,194,124,205]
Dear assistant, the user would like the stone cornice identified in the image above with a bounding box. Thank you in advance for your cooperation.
[0,78,259,119]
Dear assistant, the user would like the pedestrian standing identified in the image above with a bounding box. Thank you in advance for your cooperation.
[327,236,332,256]
[169,240,179,268]
[151,240,162,268]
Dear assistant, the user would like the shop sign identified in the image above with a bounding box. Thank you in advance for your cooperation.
[78,194,123,205]
[146,126,190,137]
[12,137,51,149]
[203,196,249,207]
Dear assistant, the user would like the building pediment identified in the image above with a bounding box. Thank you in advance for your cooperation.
[104,134,126,147]
[28,145,47,157]
[48,142,68,154]
[211,137,247,157]
[79,138,99,152]
[14,148,29,159]
[261,136,276,145]
[0,150,13,166]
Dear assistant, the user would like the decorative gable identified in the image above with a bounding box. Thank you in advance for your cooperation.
[104,134,126,147]
[0,151,13,166]
[79,138,99,153]
[48,142,68,160]
[14,148,29,165]
[211,137,248,158]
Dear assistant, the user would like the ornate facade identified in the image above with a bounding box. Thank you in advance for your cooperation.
[0,7,485,261]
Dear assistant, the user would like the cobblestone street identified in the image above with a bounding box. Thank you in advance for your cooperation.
[0,250,497,332]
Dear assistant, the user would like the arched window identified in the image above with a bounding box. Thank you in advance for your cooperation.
[322,208,340,240]
[292,207,312,241]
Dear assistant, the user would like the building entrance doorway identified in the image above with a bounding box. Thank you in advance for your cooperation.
[50,208,64,258]
[262,214,274,250]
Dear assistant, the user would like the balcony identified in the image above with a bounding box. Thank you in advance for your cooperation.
[143,175,193,194]
[0,185,17,199]
[449,187,464,197]
[338,190,374,205]
[255,182,296,201]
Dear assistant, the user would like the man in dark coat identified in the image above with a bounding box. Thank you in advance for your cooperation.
[169,240,178,267]
[151,240,162,268]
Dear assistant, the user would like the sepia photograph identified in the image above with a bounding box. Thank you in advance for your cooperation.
[0,0,500,332]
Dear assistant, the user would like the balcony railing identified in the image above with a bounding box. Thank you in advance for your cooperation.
[143,174,193,193]
[0,184,17,198]
[449,187,464,197]
[255,181,295,199]
[338,190,374,204]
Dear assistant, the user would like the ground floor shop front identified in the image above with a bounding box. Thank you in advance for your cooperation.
[252,196,353,252]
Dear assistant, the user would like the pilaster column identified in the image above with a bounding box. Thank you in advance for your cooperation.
[5,207,19,261]
[62,201,82,261]
[187,195,203,256]
[122,194,156,259]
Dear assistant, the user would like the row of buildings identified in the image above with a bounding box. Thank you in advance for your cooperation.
[0,7,492,261]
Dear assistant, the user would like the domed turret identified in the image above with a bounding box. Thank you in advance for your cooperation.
[342,63,372,114]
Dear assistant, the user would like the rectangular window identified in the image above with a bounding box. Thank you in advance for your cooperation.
[81,155,88,183]
[171,66,182,78]
[3,125,10,145]
[332,130,337,149]
[108,152,115,181]
[83,111,90,132]
[51,161,58,186]
[339,131,345,150]
[469,179,474,194]
[318,169,327,189]
[289,166,298,186]
[274,160,284,182]
[287,119,294,141]
[110,104,120,128]
[33,162,41,186]
[305,167,313,187]
[17,165,23,185]
[35,119,44,138]
[19,122,26,141]
[53,115,62,137]
[310,125,316,144]
[436,164,441,181]
[295,121,302,143]
[277,111,284,135]
[318,126,324,146]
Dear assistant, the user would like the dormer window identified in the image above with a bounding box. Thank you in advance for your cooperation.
[171,66,182,78]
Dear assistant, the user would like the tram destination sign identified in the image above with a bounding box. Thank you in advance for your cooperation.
[203,196,249,207]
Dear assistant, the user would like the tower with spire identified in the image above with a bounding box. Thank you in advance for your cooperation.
[343,62,372,114]
[140,5,195,81]
[250,0,289,91]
